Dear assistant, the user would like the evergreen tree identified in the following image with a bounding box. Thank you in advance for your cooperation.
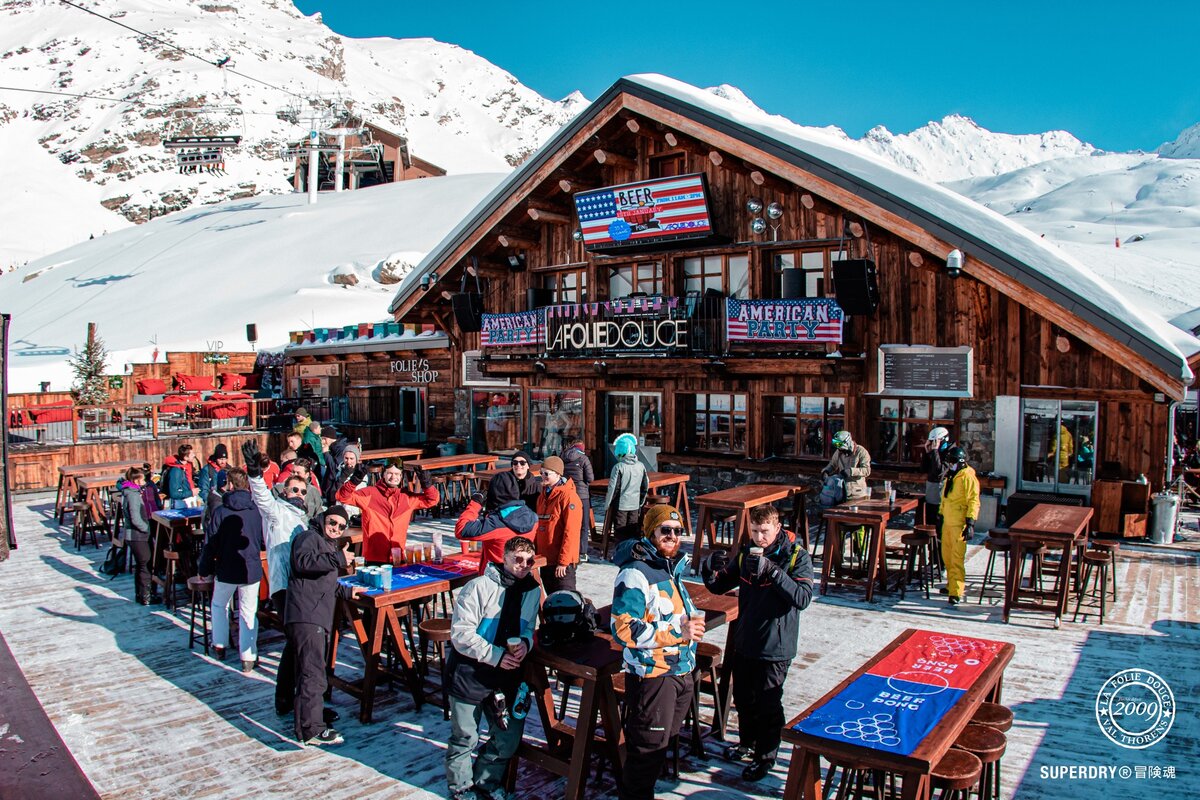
[70,323,110,405]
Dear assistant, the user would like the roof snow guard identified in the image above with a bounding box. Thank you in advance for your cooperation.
[389,74,1195,393]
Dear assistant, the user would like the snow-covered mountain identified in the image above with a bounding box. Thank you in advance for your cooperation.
[0,0,584,265]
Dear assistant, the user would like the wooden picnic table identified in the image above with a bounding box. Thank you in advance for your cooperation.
[149,508,204,609]
[56,460,142,523]
[76,473,122,524]
[682,580,740,740]
[690,483,809,574]
[782,628,1014,800]
[405,453,499,472]
[359,446,424,462]
[821,496,919,603]
[1004,503,1093,629]
[590,472,691,560]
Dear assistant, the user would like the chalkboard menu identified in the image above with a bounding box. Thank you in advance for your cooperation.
[877,345,973,397]
[462,350,509,387]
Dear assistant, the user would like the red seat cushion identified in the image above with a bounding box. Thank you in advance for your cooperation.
[174,374,215,391]
[135,378,168,395]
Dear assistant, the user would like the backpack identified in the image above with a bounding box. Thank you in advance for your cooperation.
[98,541,127,579]
[539,590,600,648]
[818,475,846,508]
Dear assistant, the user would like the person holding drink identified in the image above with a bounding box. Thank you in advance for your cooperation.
[611,505,702,800]
[701,503,814,782]
[445,536,541,800]
[336,460,439,566]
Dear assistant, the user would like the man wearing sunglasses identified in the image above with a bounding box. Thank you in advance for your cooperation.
[337,461,439,566]
[446,536,541,800]
[611,504,702,800]
[485,451,541,513]
[286,504,364,747]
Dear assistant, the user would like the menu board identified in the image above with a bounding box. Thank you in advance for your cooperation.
[878,345,973,398]
[462,350,509,387]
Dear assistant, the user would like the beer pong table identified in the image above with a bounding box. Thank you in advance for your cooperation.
[783,628,1014,800]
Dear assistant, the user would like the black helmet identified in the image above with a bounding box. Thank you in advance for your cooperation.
[946,446,968,464]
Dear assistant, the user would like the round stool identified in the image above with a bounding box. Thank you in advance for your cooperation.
[977,537,1011,604]
[913,523,942,578]
[71,502,89,549]
[431,474,449,517]
[1089,540,1120,600]
[418,617,453,720]
[953,722,1007,800]
[899,530,934,599]
[162,550,182,610]
[186,576,214,655]
[1072,551,1113,624]
[645,493,671,506]
[1018,544,1046,593]
[931,748,983,799]
[972,702,1014,732]
[694,641,725,739]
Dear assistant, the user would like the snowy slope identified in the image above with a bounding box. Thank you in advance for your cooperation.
[0,0,583,265]
[2,173,503,393]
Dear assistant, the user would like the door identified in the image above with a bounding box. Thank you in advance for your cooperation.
[1019,399,1097,495]
[398,387,425,445]
[604,392,662,471]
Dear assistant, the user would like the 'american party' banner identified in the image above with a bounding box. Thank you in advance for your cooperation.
[480,309,545,347]
[725,297,844,343]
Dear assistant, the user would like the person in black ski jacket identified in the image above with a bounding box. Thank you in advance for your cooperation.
[702,502,813,783]
[285,505,362,747]
[560,436,595,562]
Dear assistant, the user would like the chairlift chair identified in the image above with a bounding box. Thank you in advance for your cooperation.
[162,106,245,152]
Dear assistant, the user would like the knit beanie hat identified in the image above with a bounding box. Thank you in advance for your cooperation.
[642,504,683,536]
[542,455,565,474]
[324,505,350,523]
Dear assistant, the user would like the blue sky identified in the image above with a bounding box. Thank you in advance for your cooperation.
[293,1,1198,153]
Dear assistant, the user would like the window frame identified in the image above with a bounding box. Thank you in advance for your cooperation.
[764,394,847,460]
[682,252,750,299]
[608,260,664,298]
[768,243,848,299]
[542,266,588,304]
[872,397,959,466]
[678,392,748,455]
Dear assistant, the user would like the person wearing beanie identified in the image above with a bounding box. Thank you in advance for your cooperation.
[286,503,363,747]
[701,503,813,783]
[535,455,582,593]
[485,451,541,512]
[327,442,365,510]
[197,443,230,501]
[560,436,595,563]
[455,471,538,575]
[603,433,649,543]
[610,503,701,800]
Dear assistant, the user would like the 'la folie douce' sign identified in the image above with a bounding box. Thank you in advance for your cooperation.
[546,297,688,357]
[725,298,844,343]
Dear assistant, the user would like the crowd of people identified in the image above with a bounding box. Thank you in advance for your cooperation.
[107,415,988,799]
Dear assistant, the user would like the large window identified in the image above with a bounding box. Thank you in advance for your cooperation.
[683,254,749,298]
[874,398,957,465]
[471,390,522,454]
[1020,399,1097,494]
[766,396,846,459]
[771,246,847,298]
[608,261,663,298]
[543,267,588,304]
[679,393,747,454]
[528,389,583,459]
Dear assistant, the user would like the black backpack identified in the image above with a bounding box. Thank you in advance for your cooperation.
[539,590,600,648]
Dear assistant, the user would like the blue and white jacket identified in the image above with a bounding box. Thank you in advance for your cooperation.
[448,562,541,702]
[611,537,697,678]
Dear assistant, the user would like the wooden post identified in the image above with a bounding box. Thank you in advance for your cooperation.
[527,207,573,225]
[558,179,574,193]
[0,312,13,558]
[593,149,635,170]
[249,398,257,431]
[152,404,159,439]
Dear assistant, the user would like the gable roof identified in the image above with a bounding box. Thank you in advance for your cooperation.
[389,74,1195,391]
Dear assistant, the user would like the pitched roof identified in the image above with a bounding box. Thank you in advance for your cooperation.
[389,74,1195,387]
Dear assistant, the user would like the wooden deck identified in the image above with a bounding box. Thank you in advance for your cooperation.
[1,494,1198,799]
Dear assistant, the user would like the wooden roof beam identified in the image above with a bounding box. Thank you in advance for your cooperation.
[593,148,635,169]
[527,207,573,225]
[497,232,540,250]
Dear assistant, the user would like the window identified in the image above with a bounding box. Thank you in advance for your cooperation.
[650,152,685,178]
[683,254,749,298]
[679,393,747,454]
[874,398,957,465]
[1020,399,1097,494]
[771,246,847,298]
[765,396,846,459]
[471,390,522,454]
[528,389,583,459]
[608,261,663,298]
[543,267,588,304]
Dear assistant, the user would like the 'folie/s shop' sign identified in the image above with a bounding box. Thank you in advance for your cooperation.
[725,298,844,343]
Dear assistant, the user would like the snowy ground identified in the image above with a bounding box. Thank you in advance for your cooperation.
[2,494,1199,799]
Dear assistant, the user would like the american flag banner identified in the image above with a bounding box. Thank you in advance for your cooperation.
[574,174,714,249]
[725,298,844,343]
[480,309,545,347]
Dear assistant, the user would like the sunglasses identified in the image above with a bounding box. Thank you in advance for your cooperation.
[326,520,347,531]
[655,527,683,539]
[512,460,528,466]
[287,486,305,494]
[509,556,535,566]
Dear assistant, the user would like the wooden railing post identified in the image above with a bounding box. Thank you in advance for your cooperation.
[71,405,79,444]
[152,403,159,439]
[249,398,258,431]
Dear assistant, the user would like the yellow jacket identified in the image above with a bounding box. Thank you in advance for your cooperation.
[940,464,980,528]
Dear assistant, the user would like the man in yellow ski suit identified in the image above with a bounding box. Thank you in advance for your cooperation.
[939,446,980,605]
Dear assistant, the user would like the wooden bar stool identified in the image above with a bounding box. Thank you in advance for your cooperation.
[431,474,449,518]
[1089,540,1120,601]
[977,537,1011,604]
[693,641,725,741]
[162,550,183,610]
[952,722,1007,800]
[972,702,1014,732]
[1072,550,1114,624]
[930,748,982,800]
[899,529,934,599]
[187,576,214,655]
[913,524,941,580]
[1015,543,1046,593]
[71,502,89,549]
[417,617,452,720]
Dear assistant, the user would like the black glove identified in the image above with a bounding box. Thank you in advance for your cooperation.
[347,465,367,487]
[241,440,263,478]
[963,519,975,540]
[741,551,767,580]
[703,550,729,577]
[470,491,486,506]
[337,464,355,484]
[414,466,433,491]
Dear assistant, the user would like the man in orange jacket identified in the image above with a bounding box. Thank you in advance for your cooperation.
[336,462,439,565]
[535,456,582,593]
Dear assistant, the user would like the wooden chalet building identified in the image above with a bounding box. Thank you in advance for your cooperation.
[386,75,1198,505]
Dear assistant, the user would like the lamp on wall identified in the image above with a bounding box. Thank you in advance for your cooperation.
[751,217,768,235]
[945,249,964,278]
[572,228,584,242]
[507,253,526,271]
[746,197,763,214]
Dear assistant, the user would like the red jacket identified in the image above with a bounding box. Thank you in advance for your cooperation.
[454,499,537,574]
[536,478,582,567]
[262,460,281,489]
[277,461,319,490]
[336,482,439,563]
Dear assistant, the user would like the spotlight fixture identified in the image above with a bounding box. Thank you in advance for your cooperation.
[592,360,608,374]
[766,202,784,220]
[506,253,527,271]
[534,359,547,372]
[572,228,584,242]
[751,217,768,235]
[419,273,431,291]
[746,197,763,214]
[945,249,964,278]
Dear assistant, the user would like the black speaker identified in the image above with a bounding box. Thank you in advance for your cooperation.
[451,292,484,332]
[832,259,879,315]
[780,269,805,299]
[246,323,258,343]
[527,287,554,310]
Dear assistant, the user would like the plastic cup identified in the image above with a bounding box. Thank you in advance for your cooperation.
[506,637,522,654]
[391,547,404,567]
[749,547,764,557]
